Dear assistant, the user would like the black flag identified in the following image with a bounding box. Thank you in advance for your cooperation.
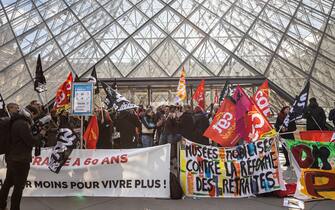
[101,81,137,111]
[88,66,99,94]
[74,73,80,82]
[283,81,310,128]
[48,127,79,174]
[0,93,9,117]
[219,80,230,103]
[34,54,47,93]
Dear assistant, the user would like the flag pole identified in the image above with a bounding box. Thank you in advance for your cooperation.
[80,116,84,149]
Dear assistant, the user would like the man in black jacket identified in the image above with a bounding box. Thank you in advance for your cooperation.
[304,98,326,130]
[0,106,45,210]
[329,102,335,129]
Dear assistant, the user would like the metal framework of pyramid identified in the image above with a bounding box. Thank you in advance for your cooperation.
[0,0,334,113]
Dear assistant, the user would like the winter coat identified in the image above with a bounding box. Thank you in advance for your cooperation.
[178,111,195,141]
[304,104,326,130]
[115,110,141,149]
[193,112,210,145]
[329,108,335,128]
[141,115,156,135]
[275,115,296,140]
[7,113,43,163]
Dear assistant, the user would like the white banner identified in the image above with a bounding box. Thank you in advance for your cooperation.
[0,144,171,198]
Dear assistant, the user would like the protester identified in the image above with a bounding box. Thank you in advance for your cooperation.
[140,108,156,147]
[6,103,19,115]
[114,109,141,149]
[329,102,335,129]
[304,97,326,130]
[154,106,165,145]
[275,106,297,167]
[193,106,210,145]
[178,105,194,141]
[0,106,46,210]
[96,108,113,149]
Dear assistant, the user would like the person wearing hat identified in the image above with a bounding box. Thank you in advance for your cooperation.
[304,97,327,130]
[0,105,46,210]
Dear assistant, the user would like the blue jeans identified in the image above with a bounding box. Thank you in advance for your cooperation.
[141,135,153,147]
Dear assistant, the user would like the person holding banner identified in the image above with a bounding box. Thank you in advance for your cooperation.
[275,106,297,167]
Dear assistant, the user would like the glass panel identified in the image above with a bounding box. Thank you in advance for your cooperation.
[0,8,8,27]
[0,24,14,46]
[11,9,42,36]
[319,34,335,61]
[211,20,243,51]
[174,58,211,77]
[223,5,255,33]
[56,23,90,55]
[154,7,182,33]
[189,6,220,33]
[171,0,199,17]
[326,17,335,38]
[269,0,298,16]
[172,22,205,53]
[103,0,132,19]
[288,20,322,50]
[94,22,128,54]
[17,23,52,55]
[202,0,232,18]
[95,57,122,78]
[278,36,316,74]
[37,0,67,19]
[68,39,105,76]
[82,7,113,35]
[6,81,40,106]
[302,0,332,15]
[236,0,265,16]
[312,55,335,91]
[25,40,63,76]
[193,39,229,75]
[134,21,166,53]
[117,8,148,35]
[137,0,164,18]
[109,40,146,77]
[0,59,32,99]
[296,5,327,31]
[220,57,257,77]
[151,38,188,76]
[46,9,78,36]
[128,57,167,77]
[235,38,272,74]
[260,5,291,32]
[5,0,33,21]
[71,0,100,19]
[0,40,22,71]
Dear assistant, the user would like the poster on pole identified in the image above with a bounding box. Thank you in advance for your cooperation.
[71,83,94,116]
[179,138,285,198]
[0,145,171,198]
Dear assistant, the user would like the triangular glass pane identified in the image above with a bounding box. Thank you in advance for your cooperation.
[94,22,128,54]
[194,39,229,75]
[269,0,298,16]
[46,9,78,36]
[236,0,264,16]
[171,0,200,17]
[134,21,166,53]
[189,6,220,33]
[210,20,243,51]
[220,57,257,77]
[95,57,123,78]
[288,21,321,50]
[302,0,332,15]
[0,23,14,46]
[37,0,67,19]
[296,5,327,31]
[151,38,188,76]
[0,40,21,71]
[326,18,335,38]
[172,22,205,53]
[103,0,132,19]
[312,55,335,91]
[202,0,232,18]
[11,9,42,36]
[117,8,148,35]
[5,0,33,21]
[154,7,183,34]
[137,0,164,18]
[82,7,113,35]
[174,58,211,77]
[223,6,255,33]
[71,0,100,20]
[109,40,147,77]
[128,57,167,77]
[260,5,290,32]
[319,34,335,61]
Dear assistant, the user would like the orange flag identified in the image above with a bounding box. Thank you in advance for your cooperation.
[176,67,187,102]
[214,89,219,104]
[192,79,205,110]
[83,115,99,149]
[203,98,239,147]
[253,80,271,117]
[53,72,73,113]
[246,98,274,142]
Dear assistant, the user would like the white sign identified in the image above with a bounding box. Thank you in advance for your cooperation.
[72,83,93,116]
[0,145,171,198]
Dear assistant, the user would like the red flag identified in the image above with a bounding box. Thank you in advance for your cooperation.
[246,99,274,142]
[232,85,252,140]
[53,72,73,113]
[253,80,271,117]
[214,89,219,104]
[203,98,239,147]
[83,115,99,149]
[299,131,335,142]
[193,80,205,110]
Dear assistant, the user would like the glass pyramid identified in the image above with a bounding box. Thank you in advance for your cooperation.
[0,0,334,113]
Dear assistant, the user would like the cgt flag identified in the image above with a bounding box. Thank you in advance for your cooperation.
[203,97,239,147]
[176,67,187,103]
[283,81,310,128]
[34,54,47,93]
[83,115,99,149]
[88,66,99,94]
[49,127,78,173]
[53,72,73,113]
[192,79,205,110]
[101,81,138,111]
[253,80,271,117]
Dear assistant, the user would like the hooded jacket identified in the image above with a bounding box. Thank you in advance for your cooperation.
[304,102,326,130]
[6,113,43,163]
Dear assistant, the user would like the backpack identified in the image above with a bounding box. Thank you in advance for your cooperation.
[0,117,11,155]
[170,172,183,199]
